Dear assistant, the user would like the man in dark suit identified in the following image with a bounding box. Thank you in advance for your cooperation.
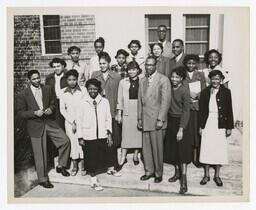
[168,39,186,78]
[45,58,68,129]
[17,70,71,188]
[138,56,171,183]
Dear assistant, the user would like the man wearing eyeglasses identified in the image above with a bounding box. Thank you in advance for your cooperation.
[157,25,173,58]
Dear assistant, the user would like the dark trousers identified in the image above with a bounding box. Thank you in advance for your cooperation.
[142,129,165,177]
[30,124,71,183]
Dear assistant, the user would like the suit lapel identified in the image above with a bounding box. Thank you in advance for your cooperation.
[145,72,160,100]
[27,86,40,110]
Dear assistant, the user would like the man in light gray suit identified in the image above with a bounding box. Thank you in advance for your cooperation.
[138,56,171,183]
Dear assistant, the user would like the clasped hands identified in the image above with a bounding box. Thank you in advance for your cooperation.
[34,108,52,117]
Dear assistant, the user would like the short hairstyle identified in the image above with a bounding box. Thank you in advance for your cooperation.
[150,43,164,55]
[126,61,142,74]
[128,40,142,50]
[204,49,222,66]
[172,39,184,46]
[66,69,79,79]
[145,55,157,65]
[115,49,129,58]
[99,51,111,63]
[157,25,167,31]
[208,70,225,80]
[183,54,200,66]
[94,37,105,48]
[85,78,102,93]
[49,58,67,68]
[27,70,40,79]
[67,46,81,55]
[171,66,187,80]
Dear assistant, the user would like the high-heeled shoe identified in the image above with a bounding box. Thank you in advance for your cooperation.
[179,175,188,194]
[168,173,180,183]
[116,158,127,171]
[200,176,210,185]
[133,158,139,165]
[213,177,223,187]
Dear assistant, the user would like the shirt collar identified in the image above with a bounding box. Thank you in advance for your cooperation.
[72,61,80,67]
[55,72,64,78]
[148,71,157,80]
[30,84,41,91]
[159,40,166,47]
[175,52,184,62]
[64,85,81,94]
[86,94,102,105]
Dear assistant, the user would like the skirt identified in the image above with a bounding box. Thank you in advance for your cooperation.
[112,119,122,148]
[164,115,192,165]
[121,100,142,149]
[199,112,228,165]
[83,139,118,174]
[187,110,201,148]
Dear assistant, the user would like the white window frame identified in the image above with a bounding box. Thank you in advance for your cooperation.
[39,15,62,56]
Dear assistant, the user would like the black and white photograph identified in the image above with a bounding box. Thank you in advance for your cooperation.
[6,6,250,203]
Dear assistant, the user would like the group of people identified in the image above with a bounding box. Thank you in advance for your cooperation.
[17,24,234,194]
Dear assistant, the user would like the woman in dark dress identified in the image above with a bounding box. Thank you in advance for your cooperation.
[164,66,191,194]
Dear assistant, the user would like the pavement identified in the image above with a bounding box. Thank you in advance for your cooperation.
[21,129,243,197]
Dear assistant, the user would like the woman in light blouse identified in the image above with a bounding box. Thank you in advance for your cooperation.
[77,79,113,191]
[116,61,143,169]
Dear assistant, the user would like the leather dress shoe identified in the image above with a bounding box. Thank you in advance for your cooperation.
[154,176,163,183]
[39,181,54,188]
[213,177,223,187]
[56,166,70,177]
[200,176,210,185]
[168,174,180,183]
[140,174,155,181]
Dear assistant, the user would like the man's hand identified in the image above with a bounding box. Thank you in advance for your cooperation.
[115,112,122,124]
[226,129,232,137]
[199,128,202,136]
[190,92,198,99]
[44,108,53,115]
[137,119,143,130]
[177,128,183,141]
[107,134,113,147]
[34,110,44,117]
[156,120,164,130]
[72,121,77,134]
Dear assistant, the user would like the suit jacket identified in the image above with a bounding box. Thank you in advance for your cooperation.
[138,72,171,131]
[199,85,234,129]
[162,41,173,58]
[183,70,206,111]
[168,53,186,78]
[45,72,68,128]
[156,55,171,77]
[91,70,121,118]
[17,85,59,138]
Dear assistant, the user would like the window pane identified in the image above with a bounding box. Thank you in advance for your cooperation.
[185,28,209,41]
[43,15,60,26]
[44,27,61,40]
[148,15,171,28]
[149,29,170,43]
[45,41,61,54]
[185,43,209,55]
[186,15,210,26]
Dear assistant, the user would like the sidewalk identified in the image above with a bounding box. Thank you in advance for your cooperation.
[43,129,243,196]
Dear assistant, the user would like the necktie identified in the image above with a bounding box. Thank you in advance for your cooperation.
[93,100,99,140]
[35,88,43,110]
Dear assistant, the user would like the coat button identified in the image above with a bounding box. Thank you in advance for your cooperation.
[218,106,221,109]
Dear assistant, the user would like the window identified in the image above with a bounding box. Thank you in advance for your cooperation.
[184,14,210,56]
[145,15,171,52]
[41,15,62,54]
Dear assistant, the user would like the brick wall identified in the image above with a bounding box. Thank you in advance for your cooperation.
[14,14,96,94]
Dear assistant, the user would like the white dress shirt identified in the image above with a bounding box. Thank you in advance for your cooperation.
[54,72,64,99]
[30,85,43,110]
[88,54,100,78]
[175,52,184,62]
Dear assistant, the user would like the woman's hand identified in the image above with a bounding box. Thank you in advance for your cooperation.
[199,128,202,136]
[156,120,164,130]
[137,119,143,130]
[115,112,122,124]
[78,138,86,147]
[72,121,77,134]
[107,134,113,147]
[226,129,232,137]
[177,128,183,141]
[190,92,198,100]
